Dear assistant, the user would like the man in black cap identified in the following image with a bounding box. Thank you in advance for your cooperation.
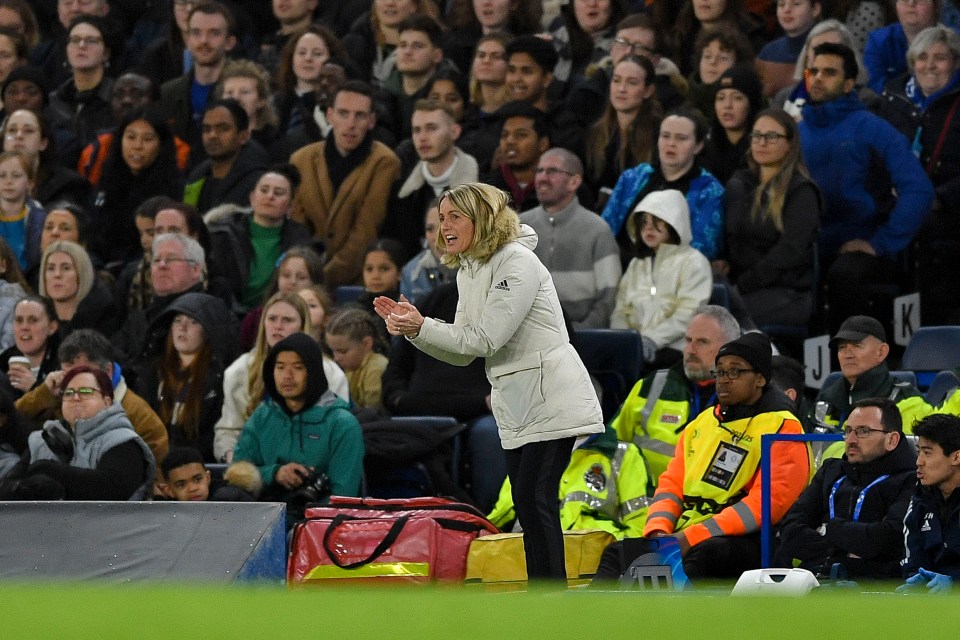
[593,331,811,580]
[810,314,931,435]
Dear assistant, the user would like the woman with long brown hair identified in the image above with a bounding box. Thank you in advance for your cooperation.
[138,292,239,462]
[717,108,820,326]
[585,54,662,204]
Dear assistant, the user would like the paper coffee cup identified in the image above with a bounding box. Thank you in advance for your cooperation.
[7,356,30,368]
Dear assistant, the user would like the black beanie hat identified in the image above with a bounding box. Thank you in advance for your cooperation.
[716,332,772,383]
[2,65,49,105]
[716,65,764,118]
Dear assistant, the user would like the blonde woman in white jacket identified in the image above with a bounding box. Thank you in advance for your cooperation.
[610,189,713,367]
[374,183,603,583]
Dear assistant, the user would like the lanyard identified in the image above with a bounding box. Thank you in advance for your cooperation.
[828,474,890,521]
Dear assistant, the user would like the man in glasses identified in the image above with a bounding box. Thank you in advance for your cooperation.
[566,13,687,128]
[594,331,811,581]
[14,329,169,487]
[520,148,620,329]
[776,397,915,579]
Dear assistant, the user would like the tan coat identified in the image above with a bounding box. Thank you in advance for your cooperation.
[290,139,401,287]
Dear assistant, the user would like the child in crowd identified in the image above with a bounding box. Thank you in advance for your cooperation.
[356,239,405,347]
[0,150,44,272]
[610,189,713,368]
[238,246,324,352]
[159,446,252,501]
[297,284,334,347]
[325,307,388,413]
[359,239,404,303]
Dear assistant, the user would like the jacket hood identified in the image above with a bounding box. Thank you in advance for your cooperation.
[578,423,619,458]
[263,333,327,416]
[627,189,692,245]
[517,223,538,251]
[151,292,240,367]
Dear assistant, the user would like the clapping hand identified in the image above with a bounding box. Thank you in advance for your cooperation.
[373,294,424,337]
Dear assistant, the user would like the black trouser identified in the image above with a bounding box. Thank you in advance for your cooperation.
[593,533,762,582]
[504,437,575,581]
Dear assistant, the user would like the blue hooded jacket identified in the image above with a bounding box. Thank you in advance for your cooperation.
[799,92,934,258]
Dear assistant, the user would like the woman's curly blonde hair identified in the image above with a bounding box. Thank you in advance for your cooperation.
[436,183,520,268]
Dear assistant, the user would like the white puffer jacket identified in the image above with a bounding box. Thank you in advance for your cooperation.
[610,190,713,349]
[411,226,603,449]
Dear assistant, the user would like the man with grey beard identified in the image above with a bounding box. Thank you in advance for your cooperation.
[609,305,740,488]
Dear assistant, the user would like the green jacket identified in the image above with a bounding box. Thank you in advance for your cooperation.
[811,363,932,434]
[812,363,932,462]
[233,392,364,496]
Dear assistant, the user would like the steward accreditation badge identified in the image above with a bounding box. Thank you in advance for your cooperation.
[702,441,748,490]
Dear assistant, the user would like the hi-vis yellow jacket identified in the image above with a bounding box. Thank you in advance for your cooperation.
[643,388,812,549]
[488,426,650,539]
[610,362,716,488]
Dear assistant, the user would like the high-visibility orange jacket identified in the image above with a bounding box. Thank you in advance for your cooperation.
[643,386,812,550]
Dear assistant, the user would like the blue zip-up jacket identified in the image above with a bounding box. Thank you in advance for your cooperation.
[600,163,725,260]
[902,483,960,580]
[799,92,934,258]
[863,23,909,95]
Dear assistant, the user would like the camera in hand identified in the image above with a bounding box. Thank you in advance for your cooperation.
[291,469,331,504]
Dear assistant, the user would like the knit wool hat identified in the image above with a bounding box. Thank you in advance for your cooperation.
[2,65,49,106]
[716,65,764,117]
[716,332,773,383]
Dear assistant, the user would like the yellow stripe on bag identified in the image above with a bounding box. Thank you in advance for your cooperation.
[303,562,431,580]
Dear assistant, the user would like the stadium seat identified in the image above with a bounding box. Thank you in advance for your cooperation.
[363,416,465,500]
[709,282,731,310]
[901,326,960,390]
[926,370,960,407]
[575,329,644,421]
[335,285,365,305]
[205,463,228,482]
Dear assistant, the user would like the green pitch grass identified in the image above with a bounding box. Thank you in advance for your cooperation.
[3,582,960,639]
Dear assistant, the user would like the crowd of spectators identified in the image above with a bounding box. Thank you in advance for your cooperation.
[0,0,959,586]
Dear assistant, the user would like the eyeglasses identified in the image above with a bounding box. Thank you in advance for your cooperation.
[151,256,195,266]
[896,0,933,5]
[612,38,656,57]
[62,386,102,399]
[842,426,888,438]
[750,131,789,144]
[535,167,575,177]
[711,367,756,380]
[67,36,103,47]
